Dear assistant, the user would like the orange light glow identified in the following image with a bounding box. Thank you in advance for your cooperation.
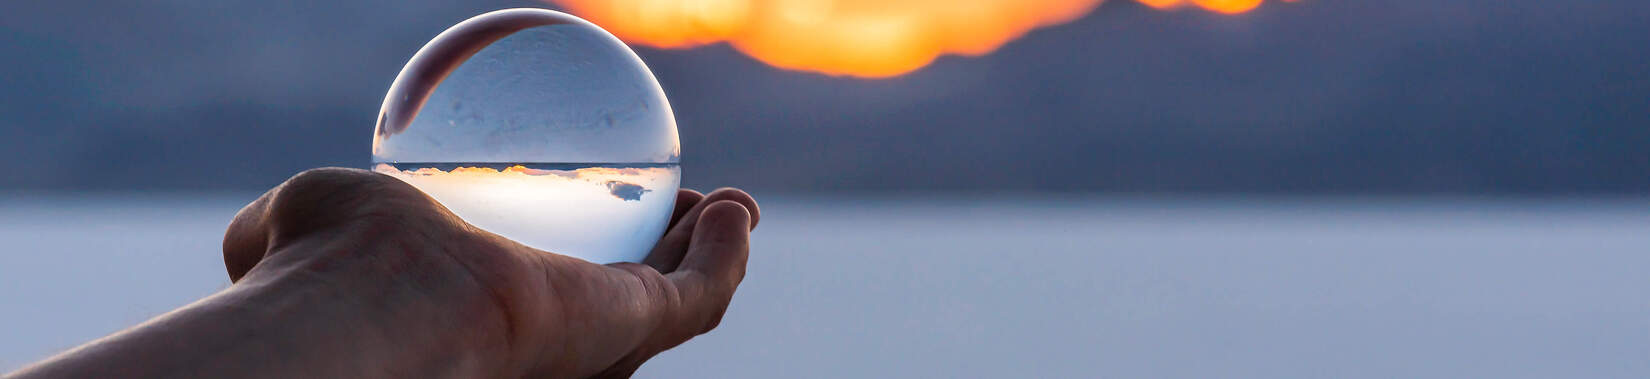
[377,164,663,181]
[546,0,1296,77]
[1136,0,1272,14]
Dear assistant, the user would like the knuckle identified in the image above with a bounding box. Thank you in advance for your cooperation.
[686,271,738,335]
[705,188,753,204]
[699,302,730,334]
[610,263,679,316]
[614,263,671,293]
[278,168,402,202]
[697,289,738,335]
[264,167,426,237]
[730,264,748,287]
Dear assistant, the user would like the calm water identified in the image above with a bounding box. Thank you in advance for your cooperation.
[1,195,1646,378]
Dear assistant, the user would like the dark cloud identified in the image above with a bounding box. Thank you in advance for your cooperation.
[604,181,649,201]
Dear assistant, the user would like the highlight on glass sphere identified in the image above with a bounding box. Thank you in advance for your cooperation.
[371,8,681,264]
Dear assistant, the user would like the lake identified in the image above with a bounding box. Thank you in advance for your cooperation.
[2,194,1646,378]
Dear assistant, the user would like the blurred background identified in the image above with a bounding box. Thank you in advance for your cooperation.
[2,0,1647,377]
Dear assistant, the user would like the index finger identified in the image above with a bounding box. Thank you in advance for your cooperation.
[665,200,752,335]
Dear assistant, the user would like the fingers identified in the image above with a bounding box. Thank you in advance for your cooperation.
[665,200,752,335]
[643,188,760,273]
[666,189,705,230]
[676,201,752,282]
[597,204,748,373]
[596,194,756,372]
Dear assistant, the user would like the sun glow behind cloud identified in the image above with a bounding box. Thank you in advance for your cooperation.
[545,0,1298,77]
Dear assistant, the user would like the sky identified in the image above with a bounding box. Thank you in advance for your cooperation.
[1,0,1646,194]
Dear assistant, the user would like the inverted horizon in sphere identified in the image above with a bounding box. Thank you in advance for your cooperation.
[371,9,685,263]
[375,163,680,263]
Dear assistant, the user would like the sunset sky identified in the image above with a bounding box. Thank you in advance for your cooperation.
[0,0,1644,193]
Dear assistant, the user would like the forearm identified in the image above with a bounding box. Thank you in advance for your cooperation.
[8,170,757,378]
[8,243,514,378]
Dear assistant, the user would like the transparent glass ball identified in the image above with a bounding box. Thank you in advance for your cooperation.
[371,8,680,264]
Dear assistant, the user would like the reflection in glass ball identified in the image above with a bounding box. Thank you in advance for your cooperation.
[372,9,680,264]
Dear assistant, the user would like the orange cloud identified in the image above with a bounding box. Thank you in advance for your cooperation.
[375,164,665,182]
[545,0,1297,77]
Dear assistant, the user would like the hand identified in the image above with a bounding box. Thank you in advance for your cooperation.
[8,167,758,379]
[224,168,761,377]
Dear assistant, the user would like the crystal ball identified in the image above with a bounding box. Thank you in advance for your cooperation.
[371,8,680,264]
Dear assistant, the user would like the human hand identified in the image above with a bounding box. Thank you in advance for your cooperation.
[222,168,760,378]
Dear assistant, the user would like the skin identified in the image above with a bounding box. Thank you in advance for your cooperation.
[5,167,760,378]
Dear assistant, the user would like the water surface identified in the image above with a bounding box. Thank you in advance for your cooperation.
[1,195,1645,378]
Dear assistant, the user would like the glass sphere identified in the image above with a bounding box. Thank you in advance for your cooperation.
[371,8,680,264]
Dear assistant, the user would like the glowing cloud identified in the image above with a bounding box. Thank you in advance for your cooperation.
[373,164,668,201]
[546,0,1298,77]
